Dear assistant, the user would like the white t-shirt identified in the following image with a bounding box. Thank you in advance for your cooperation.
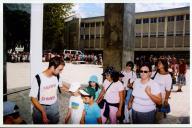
[132,79,161,112]
[153,73,172,100]
[121,71,137,90]
[69,95,84,124]
[103,79,124,103]
[29,73,62,105]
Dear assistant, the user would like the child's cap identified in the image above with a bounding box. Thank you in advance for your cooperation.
[3,101,19,116]
[79,86,96,99]
[69,82,81,92]
[89,75,99,84]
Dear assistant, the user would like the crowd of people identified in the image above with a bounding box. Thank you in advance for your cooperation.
[7,50,103,65]
[27,55,188,124]
[43,52,103,65]
[7,51,30,63]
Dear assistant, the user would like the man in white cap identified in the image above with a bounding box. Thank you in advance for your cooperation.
[64,82,84,124]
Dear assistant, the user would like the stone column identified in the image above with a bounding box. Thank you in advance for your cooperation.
[30,4,43,82]
[103,3,135,71]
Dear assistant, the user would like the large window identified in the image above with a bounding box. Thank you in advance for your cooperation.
[168,16,174,22]
[96,22,100,27]
[143,18,149,24]
[186,14,190,20]
[90,22,95,27]
[85,23,89,27]
[150,18,157,23]
[136,19,141,24]
[176,15,184,21]
[158,17,165,22]
[81,23,85,28]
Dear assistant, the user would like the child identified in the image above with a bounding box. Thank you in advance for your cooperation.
[79,86,102,124]
[64,82,84,124]
[88,75,101,102]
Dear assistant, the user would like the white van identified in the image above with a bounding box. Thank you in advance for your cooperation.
[63,49,83,55]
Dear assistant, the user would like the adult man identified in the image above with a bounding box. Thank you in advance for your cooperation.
[29,56,68,124]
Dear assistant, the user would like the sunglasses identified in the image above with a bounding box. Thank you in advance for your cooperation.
[140,70,149,73]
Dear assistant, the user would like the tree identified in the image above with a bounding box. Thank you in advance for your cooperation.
[43,3,73,52]
[3,4,30,52]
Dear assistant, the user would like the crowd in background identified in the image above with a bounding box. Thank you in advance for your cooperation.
[7,50,30,63]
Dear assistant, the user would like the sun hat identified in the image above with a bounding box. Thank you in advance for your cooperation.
[89,75,99,84]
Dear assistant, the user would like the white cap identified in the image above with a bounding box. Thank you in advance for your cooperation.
[69,82,81,92]
[79,90,89,96]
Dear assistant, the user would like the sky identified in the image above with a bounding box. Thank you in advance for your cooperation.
[72,3,190,18]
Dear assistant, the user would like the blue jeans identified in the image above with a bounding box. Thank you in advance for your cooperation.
[132,109,156,124]
[32,101,60,124]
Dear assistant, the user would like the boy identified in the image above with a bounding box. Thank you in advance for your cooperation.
[79,87,102,124]
[64,82,84,124]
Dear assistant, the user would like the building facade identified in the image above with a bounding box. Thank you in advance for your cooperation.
[64,7,190,58]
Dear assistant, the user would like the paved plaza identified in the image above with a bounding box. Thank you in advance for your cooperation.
[5,62,190,124]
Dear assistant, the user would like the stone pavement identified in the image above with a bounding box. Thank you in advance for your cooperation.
[5,63,190,124]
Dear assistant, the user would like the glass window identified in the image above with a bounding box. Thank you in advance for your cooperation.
[158,17,165,22]
[85,35,89,40]
[143,18,149,24]
[85,23,89,27]
[96,34,100,38]
[150,18,157,23]
[176,15,184,21]
[101,22,104,26]
[90,35,95,39]
[80,23,84,28]
[91,23,95,27]
[186,14,190,20]
[168,16,174,22]
[80,35,84,39]
[136,19,141,24]
[96,22,100,27]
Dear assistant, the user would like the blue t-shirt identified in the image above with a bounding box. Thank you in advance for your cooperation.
[84,102,101,124]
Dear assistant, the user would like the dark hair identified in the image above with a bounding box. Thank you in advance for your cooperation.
[48,56,65,69]
[126,61,134,70]
[140,62,152,72]
[88,82,100,92]
[102,66,115,76]
[158,59,168,72]
[111,71,120,82]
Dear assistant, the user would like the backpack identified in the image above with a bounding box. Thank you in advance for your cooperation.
[35,74,61,101]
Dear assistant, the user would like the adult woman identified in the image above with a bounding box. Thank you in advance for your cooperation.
[97,68,124,124]
[121,61,137,123]
[153,59,172,109]
[128,62,162,124]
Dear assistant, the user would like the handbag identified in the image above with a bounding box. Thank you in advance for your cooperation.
[98,82,114,109]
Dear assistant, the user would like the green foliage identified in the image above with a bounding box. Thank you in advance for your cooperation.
[3,4,31,51]
[43,3,73,51]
